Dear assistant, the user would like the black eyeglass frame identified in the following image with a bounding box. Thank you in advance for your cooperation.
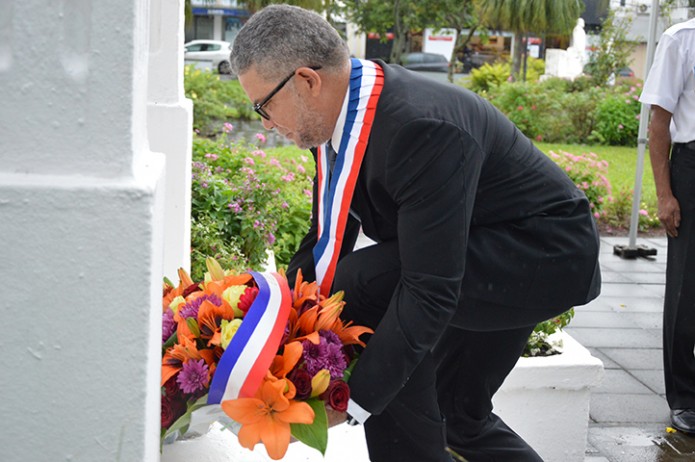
[253,66,322,120]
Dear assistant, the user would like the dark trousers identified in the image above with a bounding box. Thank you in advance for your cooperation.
[664,143,695,409]
[333,241,543,462]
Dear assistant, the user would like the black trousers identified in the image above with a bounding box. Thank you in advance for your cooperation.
[664,143,695,409]
[333,241,544,462]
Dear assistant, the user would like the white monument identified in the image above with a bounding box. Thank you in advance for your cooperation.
[0,0,191,460]
[542,18,588,80]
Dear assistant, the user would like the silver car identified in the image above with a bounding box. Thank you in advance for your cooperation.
[184,40,232,74]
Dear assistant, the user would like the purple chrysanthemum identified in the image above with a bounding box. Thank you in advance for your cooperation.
[178,293,222,319]
[319,329,341,345]
[162,310,176,344]
[302,333,348,379]
[177,359,210,394]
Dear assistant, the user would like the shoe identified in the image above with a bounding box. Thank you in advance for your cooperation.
[671,409,695,434]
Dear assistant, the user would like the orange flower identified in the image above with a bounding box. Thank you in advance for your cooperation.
[222,377,315,460]
[161,336,215,386]
[162,268,196,312]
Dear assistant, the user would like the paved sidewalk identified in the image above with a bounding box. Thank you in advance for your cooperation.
[571,236,695,462]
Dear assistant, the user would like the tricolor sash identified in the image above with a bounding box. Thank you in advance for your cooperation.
[207,271,292,403]
[313,58,384,296]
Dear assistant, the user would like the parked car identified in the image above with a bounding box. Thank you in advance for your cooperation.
[617,66,635,77]
[184,40,232,74]
[400,52,449,72]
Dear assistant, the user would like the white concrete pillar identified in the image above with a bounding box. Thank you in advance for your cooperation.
[0,1,165,461]
[148,0,193,278]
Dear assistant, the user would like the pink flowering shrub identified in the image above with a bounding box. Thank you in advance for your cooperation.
[190,129,313,280]
[600,187,660,232]
[547,150,612,220]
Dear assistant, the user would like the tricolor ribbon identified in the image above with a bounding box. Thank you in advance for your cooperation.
[313,58,384,296]
[207,271,292,403]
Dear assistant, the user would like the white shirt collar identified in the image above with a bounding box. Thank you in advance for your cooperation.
[330,79,351,150]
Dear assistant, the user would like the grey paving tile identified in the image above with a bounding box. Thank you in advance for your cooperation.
[609,297,665,313]
[600,348,664,371]
[620,272,666,285]
[600,271,635,283]
[621,312,662,330]
[566,327,661,349]
[593,369,655,395]
[589,393,670,424]
[598,282,663,298]
[570,310,641,328]
[575,297,617,312]
[586,425,686,462]
[588,348,621,369]
[631,370,667,396]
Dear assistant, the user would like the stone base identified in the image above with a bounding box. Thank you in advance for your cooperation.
[493,331,604,462]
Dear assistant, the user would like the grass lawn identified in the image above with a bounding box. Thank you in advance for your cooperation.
[536,142,657,209]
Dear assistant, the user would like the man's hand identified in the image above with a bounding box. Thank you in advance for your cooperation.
[326,407,348,427]
[658,194,681,237]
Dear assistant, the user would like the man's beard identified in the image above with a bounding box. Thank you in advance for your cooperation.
[293,97,331,150]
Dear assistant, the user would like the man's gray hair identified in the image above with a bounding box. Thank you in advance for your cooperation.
[230,5,350,79]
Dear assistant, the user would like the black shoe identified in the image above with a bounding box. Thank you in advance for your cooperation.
[671,409,695,434]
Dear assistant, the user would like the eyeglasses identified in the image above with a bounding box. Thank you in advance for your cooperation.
[253,66,322,120]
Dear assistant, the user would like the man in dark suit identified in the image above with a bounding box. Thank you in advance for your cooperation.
[230,5,601,461]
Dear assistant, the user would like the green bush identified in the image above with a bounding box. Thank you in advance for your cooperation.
[184,65,257,136]
[468,72,642,146]
[189,131,312,280]
[467,57,545,93]
[589,85,641,146]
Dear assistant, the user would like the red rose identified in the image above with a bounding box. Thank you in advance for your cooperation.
[238,286,259,314]
[323,380,350,412]
[161,395,186,429]
[288,368,313,400]
[162,376,180,398]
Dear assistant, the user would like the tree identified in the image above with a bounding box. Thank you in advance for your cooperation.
[428,0,481,82]
[477,0,583,81]
[345,0,433,64]
[240,0,324,14]
[583,9,634,86]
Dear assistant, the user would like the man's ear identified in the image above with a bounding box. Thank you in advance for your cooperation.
[295,67,322,96]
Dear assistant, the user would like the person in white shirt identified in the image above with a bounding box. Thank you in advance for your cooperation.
[640,17,695,435]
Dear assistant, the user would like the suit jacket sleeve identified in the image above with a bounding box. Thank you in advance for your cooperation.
[347,118,476,416]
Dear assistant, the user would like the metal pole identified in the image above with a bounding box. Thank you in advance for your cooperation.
[614,0,660,259]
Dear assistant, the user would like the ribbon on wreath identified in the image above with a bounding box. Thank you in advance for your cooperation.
[207,271,292,403]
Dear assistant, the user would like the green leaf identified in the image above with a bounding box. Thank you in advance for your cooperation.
[162,395,210,445]
[162,331,178,353]
[290,398,328,455]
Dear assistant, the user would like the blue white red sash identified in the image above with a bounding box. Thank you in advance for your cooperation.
[207,271,292,403]
[313,58,384,296]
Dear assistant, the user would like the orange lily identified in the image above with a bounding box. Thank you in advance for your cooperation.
[197,298,236,347]
[331,319,373,348]
[269,341,303,379]
[221,377,315,460]
[162,268,196,312]
[314,291,346,331]
[292,269,321,311]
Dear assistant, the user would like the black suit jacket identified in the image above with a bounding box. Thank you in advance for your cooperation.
[287,61,601,416]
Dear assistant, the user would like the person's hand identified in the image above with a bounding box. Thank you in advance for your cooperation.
[658,194,681,237]
[326,407,348,428]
